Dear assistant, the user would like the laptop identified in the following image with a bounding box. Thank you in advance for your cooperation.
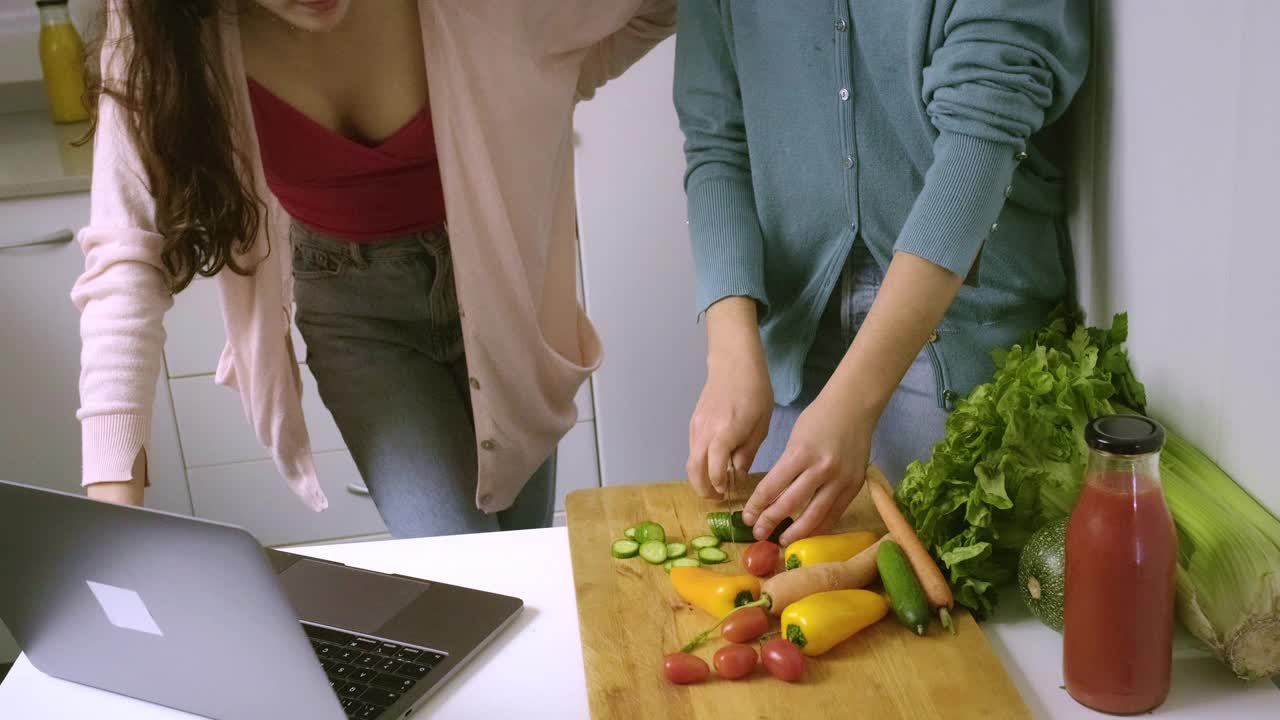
[0,479,523,720]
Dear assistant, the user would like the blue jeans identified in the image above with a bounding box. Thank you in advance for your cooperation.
[290,223,556,538]
[752,242,949,486]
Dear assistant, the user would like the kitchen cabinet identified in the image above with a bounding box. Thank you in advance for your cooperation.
[574,37,706,487]
[0,191,190,516]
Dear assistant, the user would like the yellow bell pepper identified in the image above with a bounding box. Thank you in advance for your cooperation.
[670,566,761,619]
[784,530,878,569]
[781,589,889,656]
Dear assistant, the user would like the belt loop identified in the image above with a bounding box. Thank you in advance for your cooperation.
[348,241,367,268]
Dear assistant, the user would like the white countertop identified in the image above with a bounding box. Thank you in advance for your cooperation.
[0,527,1276,719]
[0,108,92,200]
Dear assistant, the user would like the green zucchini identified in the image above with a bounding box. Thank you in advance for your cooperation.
[1018,517,1067,632]
[623,526,638,540]
[690,535,720,550]
[636,521,666,545]
[663,559,675,573]
[697,547,729,564]
[665,542,687,559]
[639,540,668,565]
[610,539,639,559]
[672,557,700,569]
[706,511,754,543]
[877,539,930,635]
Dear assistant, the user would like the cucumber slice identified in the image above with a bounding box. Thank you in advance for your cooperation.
[672,558,701,569]
[611,539,640,559]
[697,547,729,564]
[665,542,688,559]
[639,540,668,564]
[690,535,720,550]
[623,526,638,540]
[663,559,676,573]
[636,521,667,545]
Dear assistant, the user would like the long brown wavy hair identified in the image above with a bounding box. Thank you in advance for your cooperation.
[87,0,261,293]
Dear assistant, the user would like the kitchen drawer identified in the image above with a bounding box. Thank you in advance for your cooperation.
[555,420,599,513]
[164,277,306,378]
[170,367,345,468]
[0,192,89,251]
[187,450,386,547]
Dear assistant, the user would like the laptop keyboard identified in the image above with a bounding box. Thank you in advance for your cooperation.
[303,623,446,719]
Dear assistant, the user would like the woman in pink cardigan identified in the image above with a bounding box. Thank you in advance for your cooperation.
[75,0,674,537]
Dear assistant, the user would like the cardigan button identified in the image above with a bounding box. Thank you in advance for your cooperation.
[835,18,848,32]
[480,439,497,451]
[928,330,939,343]
[479,493,494,508]
[1004,184,1013,197]
[1015,150,1028,162]
[839,88,850,101]
[469,377,481,391]
[990,222,1000,233]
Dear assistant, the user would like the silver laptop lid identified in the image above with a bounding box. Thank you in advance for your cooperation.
[0,480,345,720]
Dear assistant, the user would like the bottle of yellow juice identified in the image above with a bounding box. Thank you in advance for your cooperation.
[37,0,89,124]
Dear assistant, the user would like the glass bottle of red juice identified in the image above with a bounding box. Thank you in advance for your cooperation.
[1064,415,1178,714]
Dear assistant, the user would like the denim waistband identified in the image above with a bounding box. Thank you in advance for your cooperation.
[289,221,449,264]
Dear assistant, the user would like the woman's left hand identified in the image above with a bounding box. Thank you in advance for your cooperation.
[741,392,875,546]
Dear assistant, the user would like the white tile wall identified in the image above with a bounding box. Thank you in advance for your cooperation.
[1071,0,1279,515]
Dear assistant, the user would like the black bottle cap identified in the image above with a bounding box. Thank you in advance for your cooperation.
[1085,415,1166,456]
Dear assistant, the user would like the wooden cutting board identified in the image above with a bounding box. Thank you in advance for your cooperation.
[566,478,1032,720]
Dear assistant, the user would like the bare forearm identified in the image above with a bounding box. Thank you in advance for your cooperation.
[822,251,965,420]
[705,296,765,369]
[85,449,147,506]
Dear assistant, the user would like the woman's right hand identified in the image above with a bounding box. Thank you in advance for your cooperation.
[686,297,774,498]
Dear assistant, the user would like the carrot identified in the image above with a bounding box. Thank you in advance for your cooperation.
[865,467,956,632]
[758,535,890,616]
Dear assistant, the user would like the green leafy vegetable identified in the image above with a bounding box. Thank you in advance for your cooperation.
[895,308,1145,617]
[896,307,1280,680]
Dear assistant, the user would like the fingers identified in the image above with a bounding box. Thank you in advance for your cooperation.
[812,480,860,537]
[784,479,845,546]
[747,456,820,541]
[742,450,798,526]
[707,439,732,497]
[686,418,715,499]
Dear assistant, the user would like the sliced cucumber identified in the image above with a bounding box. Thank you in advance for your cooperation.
[623,526,638,540]
[611,539,639,559]
[665,542,688,559]
[663,559,676,573]
[672,557,700,569]
[697,546,729,565]
[639,540,668,565]
[690,535,720,550]
[636,521,667,545]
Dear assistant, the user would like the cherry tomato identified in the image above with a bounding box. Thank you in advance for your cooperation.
[721,606,770,644]
[663,652,710,685]
[761,638,806,682]
[744,540,781,577]
[713,644,758,680]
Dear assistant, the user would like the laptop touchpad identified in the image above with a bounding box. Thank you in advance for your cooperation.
[278,560,426,635]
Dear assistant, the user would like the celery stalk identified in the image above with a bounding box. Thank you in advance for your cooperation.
[1162,431,1280,680]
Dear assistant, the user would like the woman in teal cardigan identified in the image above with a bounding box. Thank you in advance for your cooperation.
[676,2,1090,544]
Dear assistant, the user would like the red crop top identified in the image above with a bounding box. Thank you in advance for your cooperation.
[247,78,446,242]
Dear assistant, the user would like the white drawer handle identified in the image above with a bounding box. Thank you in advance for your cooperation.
[346,482,371,497]
[1,229,75,251]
